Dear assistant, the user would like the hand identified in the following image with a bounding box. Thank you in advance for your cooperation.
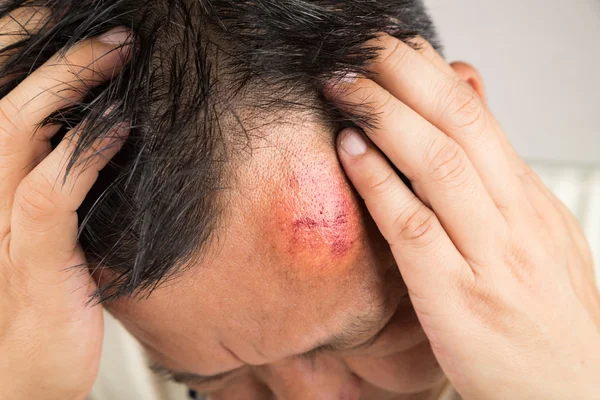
[326,34,600,399]
[0,11,131,400]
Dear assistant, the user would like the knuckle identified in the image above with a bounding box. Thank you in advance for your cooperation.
[391,204,438,247]
[0,237,13,291]
[518,165,544,189]
[15,177,59,224]
[462,280,513,332]
[39,50,104,104]
[365,168,398,197]
[0,100,24,150]
[0,130,15,157]
[424,137,470,186]
[40,69,87,105]
[440,81,486,134]
[502,238,542,284]
[369,92,396,125]
[65,41,114,82]
[379,36,413,72]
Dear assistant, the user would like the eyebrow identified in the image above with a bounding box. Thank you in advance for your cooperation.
[149,314,387,386]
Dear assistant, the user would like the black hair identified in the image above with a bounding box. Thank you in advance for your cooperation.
[0,0,440,301]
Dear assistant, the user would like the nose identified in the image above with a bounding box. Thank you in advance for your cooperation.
[257,354,362,400]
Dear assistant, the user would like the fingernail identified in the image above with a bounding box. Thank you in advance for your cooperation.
[98,27,131,45]
[331,71,357,86]
[338,71,357,84]
[339,128,367,157]
[325,72,358,94]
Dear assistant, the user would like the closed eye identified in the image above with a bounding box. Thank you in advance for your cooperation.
[149,361,239,387]
[300,319,388,360]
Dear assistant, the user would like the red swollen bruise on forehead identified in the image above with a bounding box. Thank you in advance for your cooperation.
[274,159,361,261]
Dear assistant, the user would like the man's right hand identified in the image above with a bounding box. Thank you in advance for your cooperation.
[0,9,131,399]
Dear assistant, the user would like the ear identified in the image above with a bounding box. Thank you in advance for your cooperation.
[450,61,487,105]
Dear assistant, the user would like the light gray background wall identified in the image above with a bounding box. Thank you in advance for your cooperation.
[424,0,600,166]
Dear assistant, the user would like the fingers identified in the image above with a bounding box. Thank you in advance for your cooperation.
[2,26,131,136]
[364,34,523,216]
[406,36,457,78]
[0,27,132,234]
[9,120,129,270]
[327,76,507,265]
[0,7,53,89]
[0,7,52,68]
[336,127,471,306]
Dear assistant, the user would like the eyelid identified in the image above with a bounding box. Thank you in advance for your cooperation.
[299,344,331,360]
[149,361,238,387]
[173,371,231,386]
[340,323,388,353]
[301,324,386,360]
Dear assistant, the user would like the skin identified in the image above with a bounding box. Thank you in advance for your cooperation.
[106,115,445,398]
[0,12,599,400]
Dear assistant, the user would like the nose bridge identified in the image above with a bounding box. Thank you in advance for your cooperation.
[258,354,362,400]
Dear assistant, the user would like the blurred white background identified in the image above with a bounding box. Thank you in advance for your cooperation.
[424,0,600,166]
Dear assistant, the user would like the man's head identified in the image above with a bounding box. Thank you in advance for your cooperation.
[0,0,480,397]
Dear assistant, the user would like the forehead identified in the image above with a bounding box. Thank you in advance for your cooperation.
[107,116,399,370]
[231,123,363,271]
